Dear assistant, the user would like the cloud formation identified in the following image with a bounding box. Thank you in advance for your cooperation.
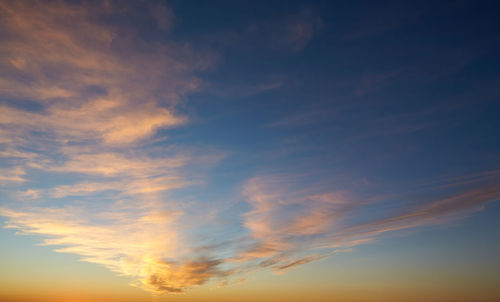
[0,0,219,294]
[0,206,195,294]
[0,0,203,146]
[237,174,500,272]
[0,0,499,297]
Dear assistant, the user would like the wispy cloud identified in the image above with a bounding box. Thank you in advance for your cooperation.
[203,7,322,55]
[0,0,208,146]
[0,205,221,294]
[0,0,220,295]
[0,166,26,184]
[237,174,500,272]
[245,8,322,53]
[282,9,323,52]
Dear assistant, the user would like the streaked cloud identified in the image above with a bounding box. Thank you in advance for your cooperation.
[0,100,186,145]
[237,174,500,272]
[0,205,202,294]
[205,7,321,55]
[0,0,206,147]
[0,166,26,184]
[0,0,218,295]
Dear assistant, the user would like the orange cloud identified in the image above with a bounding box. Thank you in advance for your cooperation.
[0,0,209,149]
[0,0,220,295]
[0,206,199,294]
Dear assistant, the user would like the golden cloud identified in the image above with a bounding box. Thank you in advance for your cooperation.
[0,0,221,294]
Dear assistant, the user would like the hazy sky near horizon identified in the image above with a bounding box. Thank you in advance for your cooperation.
[1,1,499,301]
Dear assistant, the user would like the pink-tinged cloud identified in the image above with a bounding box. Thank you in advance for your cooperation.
[238,174,500,273]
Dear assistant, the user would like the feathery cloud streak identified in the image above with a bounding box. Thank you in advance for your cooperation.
[238,174,500,272]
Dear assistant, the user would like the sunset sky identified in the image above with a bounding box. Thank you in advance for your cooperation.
[1,1,499,301]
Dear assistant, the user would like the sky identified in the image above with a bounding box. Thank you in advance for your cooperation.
[0,0,499,301]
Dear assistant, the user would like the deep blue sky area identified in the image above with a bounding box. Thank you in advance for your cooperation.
[169,0,500,186]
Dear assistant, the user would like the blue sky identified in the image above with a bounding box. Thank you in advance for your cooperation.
[0,1,499,301]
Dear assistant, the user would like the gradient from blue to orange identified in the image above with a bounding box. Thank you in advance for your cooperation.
[0,1,499,301]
